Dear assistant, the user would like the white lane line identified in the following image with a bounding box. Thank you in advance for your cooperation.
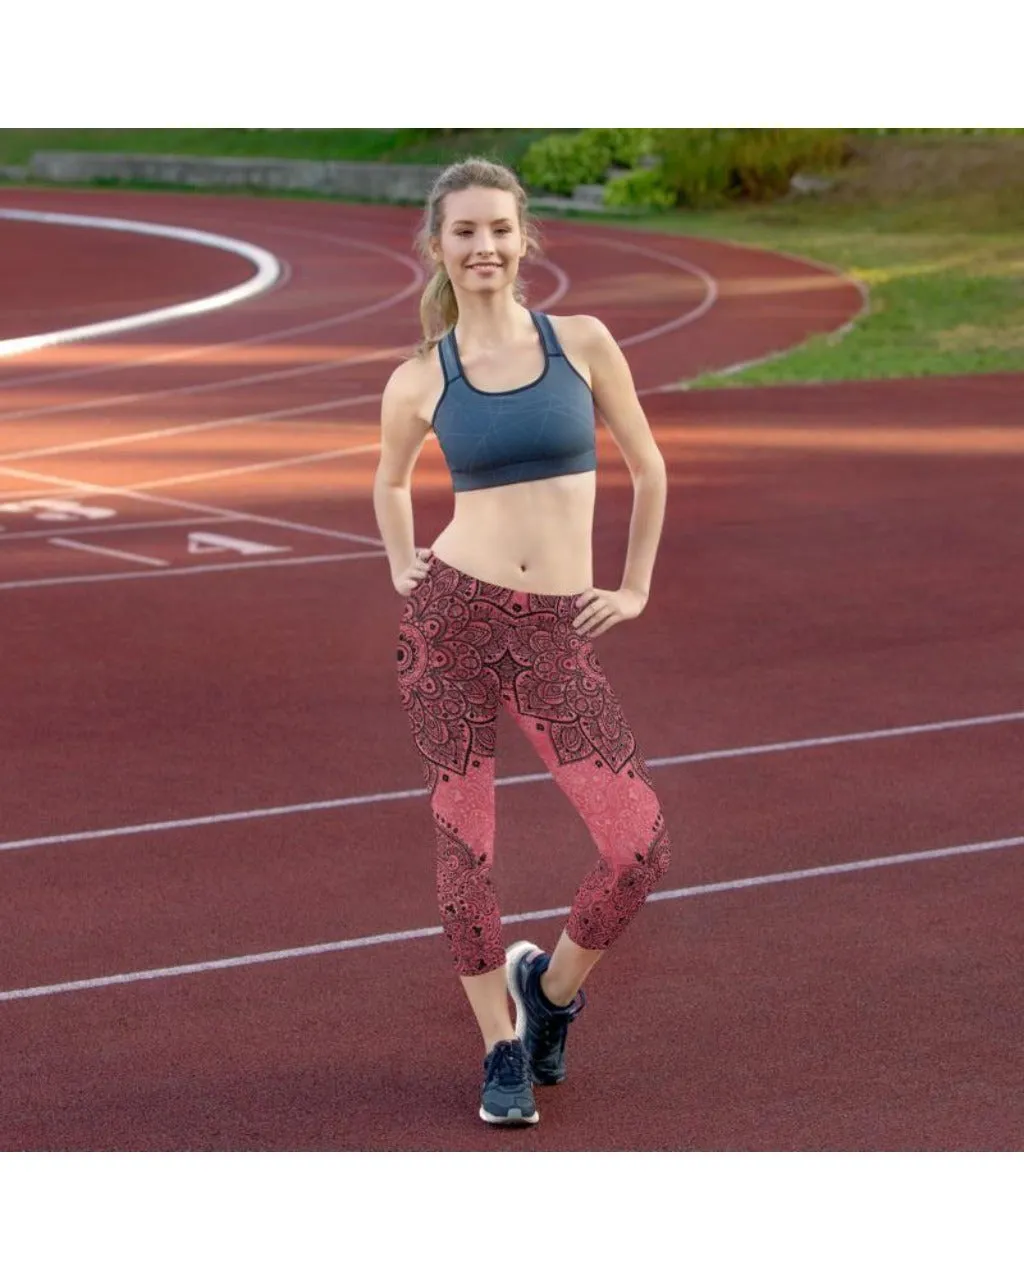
[673,235,871,390]
[0,515,236,543]
[534,258,570,311]
[0,464,384,548]
[2,832,1021,1003]
[0,223,426,391]
[97,443,382,493]
[0,362,383,432]
[48,537,169,567]
[0,549,386,593]
[567,233,719,345]
[0,209,281,358]
[2,709,1020,854]
[647,709,1024,766]
[0,391,384,464]
[561,228,865,394]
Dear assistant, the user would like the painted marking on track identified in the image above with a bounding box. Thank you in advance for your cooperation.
[0,497,117,522]
[0,464,384,549]
[1,833,1021,1004]
[0,515,237,544]
[2,709,1020,854]
[48,537,168,567]
[187,531,289,557]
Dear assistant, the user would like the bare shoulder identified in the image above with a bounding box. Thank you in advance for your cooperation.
[547,313,630,389]
[547,313,619,361]
[382,350,436,409]
[547,314,619,378]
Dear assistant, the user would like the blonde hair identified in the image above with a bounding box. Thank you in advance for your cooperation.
[415,157,540,354]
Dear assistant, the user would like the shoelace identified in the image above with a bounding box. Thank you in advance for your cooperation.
[489,1040,528,1089]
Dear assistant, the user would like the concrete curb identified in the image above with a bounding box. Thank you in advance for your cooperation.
[26,152,446,201]
[18,151,630,213]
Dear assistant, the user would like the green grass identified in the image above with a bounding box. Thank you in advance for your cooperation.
[0,128,563,169]
[592,187,1024,386]
[602,133,1024,385]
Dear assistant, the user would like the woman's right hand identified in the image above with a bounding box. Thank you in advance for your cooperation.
[393,547,434,597]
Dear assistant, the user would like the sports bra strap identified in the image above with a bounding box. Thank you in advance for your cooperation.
[437,331,461,384]
[532,312,563,358]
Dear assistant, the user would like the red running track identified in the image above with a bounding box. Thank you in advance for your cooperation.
[0,187,1021,1151]
[0,212,255,341]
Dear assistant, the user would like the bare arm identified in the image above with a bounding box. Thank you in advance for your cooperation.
[372,359,432,587]
[577,316,668,601]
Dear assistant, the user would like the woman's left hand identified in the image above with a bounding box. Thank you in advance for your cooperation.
[572,587,648,639]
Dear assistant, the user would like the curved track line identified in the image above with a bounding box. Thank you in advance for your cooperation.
[566,233,720,351]
[0,247,568,476]
[0,234,692,477]
[0,253,567,426]
[0,209,282,358]
[642,233,871,391]
[0,261,567,447]
[0,224,426,391]
[0,258,570,467]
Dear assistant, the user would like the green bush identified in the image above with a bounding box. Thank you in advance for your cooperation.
[650,128,848,207]
[603,166,676,211]
[522,127,850,206]
[650,130,736,206]
[586,128,656,168]
[520,128,653,195]
[731,129,846,200]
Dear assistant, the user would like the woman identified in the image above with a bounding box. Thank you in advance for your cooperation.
[373,157,672,1127]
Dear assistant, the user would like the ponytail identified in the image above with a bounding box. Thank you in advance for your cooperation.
[417,266,459,355]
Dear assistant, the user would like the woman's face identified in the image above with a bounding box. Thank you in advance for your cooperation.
[433,186,526,298]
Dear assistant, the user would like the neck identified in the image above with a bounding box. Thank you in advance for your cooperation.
[453,291,531,349]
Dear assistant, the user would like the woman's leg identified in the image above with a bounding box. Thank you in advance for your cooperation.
[396,561,516,1049]
[541,933,604,1007]
[503,599,672,1002]
[460,968,515,1050]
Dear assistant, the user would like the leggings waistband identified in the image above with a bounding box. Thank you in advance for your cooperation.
[425,552,586,612]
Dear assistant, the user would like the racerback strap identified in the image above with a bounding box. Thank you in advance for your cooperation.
[532,311,563,357]
[437,331,461,385]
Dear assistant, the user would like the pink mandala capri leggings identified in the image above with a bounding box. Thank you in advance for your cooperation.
[396,554,672,977]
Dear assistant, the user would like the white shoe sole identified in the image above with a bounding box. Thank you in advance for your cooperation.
[478,1104,540,1126]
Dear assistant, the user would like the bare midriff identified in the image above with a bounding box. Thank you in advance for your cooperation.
[430,470,596,595]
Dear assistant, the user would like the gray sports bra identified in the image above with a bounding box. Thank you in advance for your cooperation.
[431,312,596,493]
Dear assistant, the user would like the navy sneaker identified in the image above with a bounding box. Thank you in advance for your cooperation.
[505,940,587,1085]
[478,1038,539,1126]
